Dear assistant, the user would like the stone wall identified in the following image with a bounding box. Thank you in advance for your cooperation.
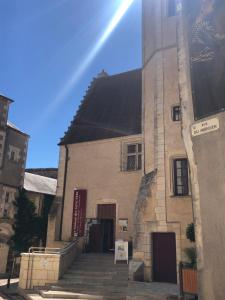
[0,243,9,273]
[132,0,194,282]
[177,3,225,297]
[19,240,82,289]
[60,134,142,242]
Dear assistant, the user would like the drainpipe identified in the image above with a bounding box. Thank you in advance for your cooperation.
[59,144,69,241]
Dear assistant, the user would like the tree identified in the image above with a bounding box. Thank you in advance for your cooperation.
[11,189,39,253]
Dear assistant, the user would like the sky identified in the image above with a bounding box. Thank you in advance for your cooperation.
[0,0,142,168]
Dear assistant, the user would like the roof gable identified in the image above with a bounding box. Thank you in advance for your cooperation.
[60,69,142,145]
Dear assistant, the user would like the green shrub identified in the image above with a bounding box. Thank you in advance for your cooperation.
[186,222,195,242]
[184,247,197,269]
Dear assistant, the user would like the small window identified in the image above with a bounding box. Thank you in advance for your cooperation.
[172,106,181,121]
[125,143,142,171]
[173,158,189,196]
[3,208,8,218]
[10,151,15,161]
[5,192,10,203]
[168,0,176,17]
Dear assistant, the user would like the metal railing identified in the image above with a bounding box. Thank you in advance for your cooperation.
[25,239,79,289]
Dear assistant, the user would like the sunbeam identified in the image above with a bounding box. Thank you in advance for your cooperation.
[32,0,134,133]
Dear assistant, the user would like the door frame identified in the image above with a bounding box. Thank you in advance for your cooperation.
[152,232,177,284]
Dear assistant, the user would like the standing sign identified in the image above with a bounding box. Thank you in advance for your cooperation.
[71,189,87,237]
[114,240,128,264]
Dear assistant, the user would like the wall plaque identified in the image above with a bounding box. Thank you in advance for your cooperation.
[191,118,219,137]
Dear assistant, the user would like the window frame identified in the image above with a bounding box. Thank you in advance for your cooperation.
[172,105,181,121]
[173,158,189,196]
[123,142,142,172]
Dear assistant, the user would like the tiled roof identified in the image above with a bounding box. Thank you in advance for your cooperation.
[60,68,142,145]
[7,121,29,137]
[24,172,57,195]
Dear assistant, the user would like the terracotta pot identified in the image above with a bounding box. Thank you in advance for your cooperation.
[182,268,198,295]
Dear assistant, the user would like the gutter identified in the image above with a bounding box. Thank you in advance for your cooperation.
[59,144,69,241]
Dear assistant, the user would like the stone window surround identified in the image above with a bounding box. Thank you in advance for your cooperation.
[169,155,192,197]
[8,145,21,163]
[121,140,143,172]
[0,187,16,218]
[171,104,181,122]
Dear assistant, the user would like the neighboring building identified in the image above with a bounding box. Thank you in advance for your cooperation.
[0,94,29,273]
[130,0,194,283]
[24,172,57,216]
[26,168,58,179]
[47,69,142,251]
[23,172,56,246]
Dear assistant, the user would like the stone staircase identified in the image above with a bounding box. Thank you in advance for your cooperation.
[24,253,129,300]
[18,253,184,300]
[49,253,128,299]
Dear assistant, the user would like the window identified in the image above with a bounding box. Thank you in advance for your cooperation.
[125,143,142,171]
[5,192,10,203]
[10,151,15,161]
[3,208,8,218]
[167,0,176,17]
[172,105,181,121]
[173,158,189,196]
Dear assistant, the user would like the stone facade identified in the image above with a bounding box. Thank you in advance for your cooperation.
[177,1,225,298]
[0,95,29,273]
[132,0,194,282]
[48,135,142,246]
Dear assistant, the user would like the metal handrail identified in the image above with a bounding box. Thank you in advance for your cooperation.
[28,239,78,255]
[25,239,79,289]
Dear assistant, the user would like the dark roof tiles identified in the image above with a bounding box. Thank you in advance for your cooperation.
[60,68,142,145]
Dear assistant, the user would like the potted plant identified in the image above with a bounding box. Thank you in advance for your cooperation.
[181,223,198,297]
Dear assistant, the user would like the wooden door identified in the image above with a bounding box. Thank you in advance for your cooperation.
[89,224,102,252]
[152,232,177,283]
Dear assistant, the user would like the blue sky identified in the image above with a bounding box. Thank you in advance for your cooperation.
[0,0,142,168]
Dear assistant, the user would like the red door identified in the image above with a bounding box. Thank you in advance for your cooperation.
[152,232,177,283]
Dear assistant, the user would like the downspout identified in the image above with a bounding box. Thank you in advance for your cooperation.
[59,144,69,241]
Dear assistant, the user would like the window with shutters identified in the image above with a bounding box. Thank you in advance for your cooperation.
[173,158,189,196]
[123,143,142,171]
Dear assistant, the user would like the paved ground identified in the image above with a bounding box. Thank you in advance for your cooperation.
[0,278,21,300]
[127,281,180,299]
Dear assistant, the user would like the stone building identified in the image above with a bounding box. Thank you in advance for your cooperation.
[47,0,195,285]
[131,0,194,283]
[47,69,142,252]
[177,0,225,298]
[23,172,57,217]
[0,94,29,273]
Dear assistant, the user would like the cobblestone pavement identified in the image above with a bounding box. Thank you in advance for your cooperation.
[0,279,22,300]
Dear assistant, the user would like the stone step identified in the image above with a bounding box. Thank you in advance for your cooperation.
[40,290,104,299]
[69,265,127,271]
[65,270,127,277]
[56,280,128,288]
[49,284,127,294]
[62,274,113,280]
[40,290,126,300]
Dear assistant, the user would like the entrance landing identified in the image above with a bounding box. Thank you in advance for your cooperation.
[127,281,180,299]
